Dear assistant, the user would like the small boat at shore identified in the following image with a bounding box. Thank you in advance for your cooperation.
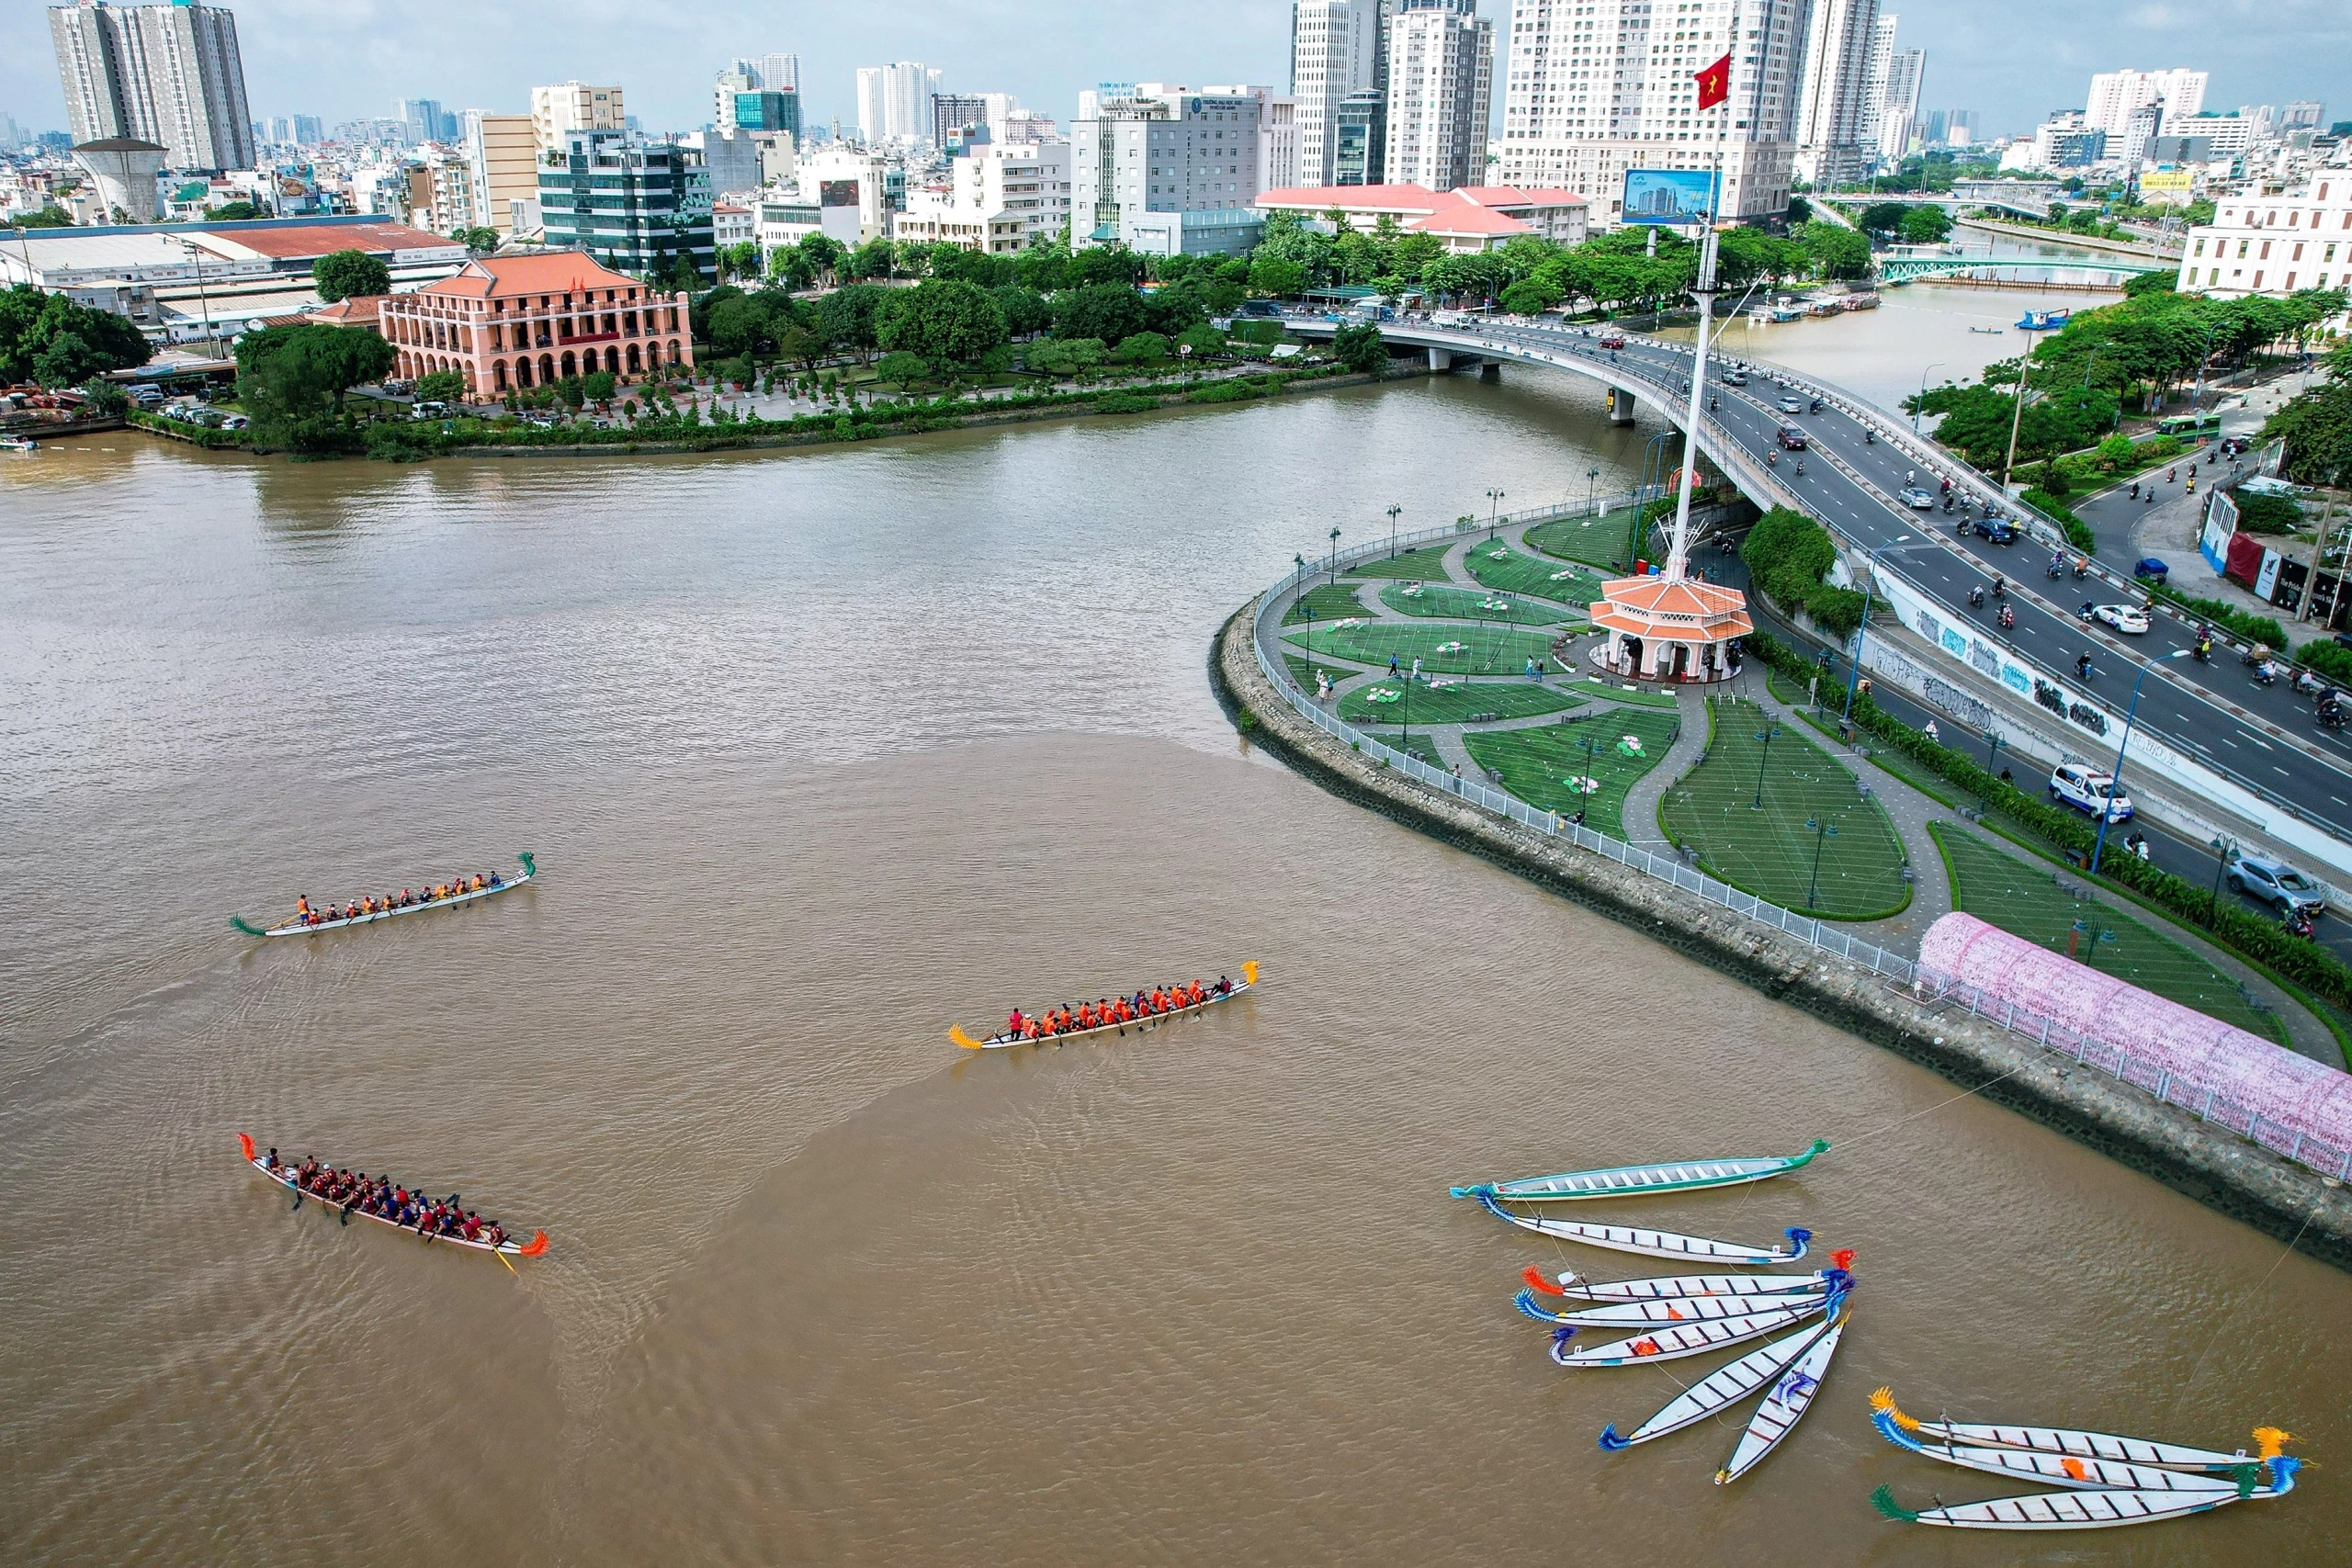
[0,434,40,454]
[1867,1389,2291,1474]
[1871,1459,2298,1531]
[951,963,1256,1050]
[240,1134,547,1260]
[1450,1139,1827,1202]
[1472,1193,1813,1265]
[232,853,535,937]
[1839,293,1880,311]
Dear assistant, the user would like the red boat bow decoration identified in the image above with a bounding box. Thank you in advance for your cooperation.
[1523,1264,1568,1296]
[517,1231,549,1257]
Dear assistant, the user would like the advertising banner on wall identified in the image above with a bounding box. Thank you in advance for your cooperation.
[2199,490,2237,573]
[1620,169,1717,225]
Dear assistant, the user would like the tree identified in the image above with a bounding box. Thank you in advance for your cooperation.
[1025,337,1105,377]
[76,378,130,417]
[312,250,391,302]
[1176,322,1227,359]
[235,323,397,420]
[992,284,1052,339]
[706,292,777,359]
[874,351,930,389]
[816,283,887,360]
[1112,331,1170,365]
[452,226,501,255]
[1796,221,1872,280]
[1856,201,1911,234]
[0,284,153,385]
[582,369,616,403]
[2123,268,2177,299]
[2263,373,2352,490]
[875,278,1008,365]
[413,368,467,404]
[796,232,846,284]
[1248,255,1306,298]
[1331,322,1386,374]
[15,204,76,229]
[207,200,265,221]
[1067,245,1143,288]
[846,238,898,279]
[1897,205,1952,243]
[1051,283,1147,345]
[1499,277,1565,315]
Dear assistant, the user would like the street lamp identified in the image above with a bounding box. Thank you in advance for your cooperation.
[1752,722,1782,808]
[1913,361,1945,434]
[2088,647,2194,874]
[1840,542,1890,728]
[2207,834,2241,929]
[1295,552,1310,674]
[179,238,216,361]
[1328,525,1341,585]
[1587,466,1601,516]
[2000,343,2039,493]
[1387,502,1402,559]
[1487,488,1506,540]
[1803,817,1839,909]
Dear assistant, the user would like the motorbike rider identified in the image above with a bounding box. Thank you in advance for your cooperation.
[2075,652,2095,680]
[1998,604,2017,630]
[1970,584,1986,607]
[1865,428,1875,444]
[1993,574,2007,598]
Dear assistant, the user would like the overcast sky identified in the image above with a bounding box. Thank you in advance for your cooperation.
[1,1,2336,144]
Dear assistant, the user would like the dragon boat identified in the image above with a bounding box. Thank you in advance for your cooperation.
[1716,1296,1849,1483]
[1471,1192,1811,1265]
[1872,1411,2253,1495]
[240,1134,547,1261]
[1547,1297,1830,1368]
[1600,1317,1836,1451]
[232,853,536,937]
[1449,1140,1827,1202]
[1870,1460,2298,1531]
[1523,1252,1852,1303]
[1516,1284,1833,1327]
[1867,1389,2291,1474]
[950,964,1255,1050]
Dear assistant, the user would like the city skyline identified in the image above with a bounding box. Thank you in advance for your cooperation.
[2,0,2338,152]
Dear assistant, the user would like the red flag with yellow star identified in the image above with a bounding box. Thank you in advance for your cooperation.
[1694,53,1731,110]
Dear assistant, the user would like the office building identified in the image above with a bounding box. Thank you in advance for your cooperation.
[682,129,764,196]
[1203,85,1301,192]
[1383,1,1491,192]
[895,138,1070,254]
[2086,68,2208,138]
[537,129,714,280]
[797,143,897,236]
[1072,85,1267,254]
[1291,0,1389,186]
[1857,12,1897,157]
[1494,0,1812,225]
[2177,175,2351,302]
[1792,0,1880,186]
[464,111,540,237]
[398,98,458,145]
[2282,101,2324,132]
[1333,90,1385,185]
[932,94,989,151]
[1877,48,1925,160]
[855,62,942,143]
[531,83,626,154]
[377,252,693,398]
[728,92,800,138]
[48,0,254,172]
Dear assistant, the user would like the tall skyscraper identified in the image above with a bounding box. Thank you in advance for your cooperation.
[1792,0,1880,186]
[1494,0,1812,225]
[1290,1,1388,186]
[49,0,254,171]
[1383,0,1491,191]
[2086,68,2209,137]
[932,94,989,151]
[397,98,457,145]
[465,110,540,235]
[854,62,943,143]
[1878,47,1925,160]
[1858,12,1897,156]
[531,82,627,154]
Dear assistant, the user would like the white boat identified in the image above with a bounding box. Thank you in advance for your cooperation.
[1871,1459,2298,1531]
[1547,1299,1827,1368]
[240,1134,546,1259]
[1716,1303,1849,1483]
[1517,1286,1831,1326]
[0,434,39,454]
[1524,1251,1852,1303]
[1867,1389,2290,1474]
[1871,1411,2242,1494]
[1450,1139,1827,1203]
[1472,1193,1812,1265]
[232,853,535,937]
[1598,1317,1834,1450]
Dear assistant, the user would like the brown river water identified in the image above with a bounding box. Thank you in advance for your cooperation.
[5,311,2348,1565]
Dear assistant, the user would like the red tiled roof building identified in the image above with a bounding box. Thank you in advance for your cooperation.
[375,251,692,398]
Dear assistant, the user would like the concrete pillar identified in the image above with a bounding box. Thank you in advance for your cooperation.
[1427,347,1453,371]
[1479,361,1501,379]
[1606,387,1636,424]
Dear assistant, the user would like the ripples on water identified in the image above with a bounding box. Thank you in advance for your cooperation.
[2,372,2346,1564]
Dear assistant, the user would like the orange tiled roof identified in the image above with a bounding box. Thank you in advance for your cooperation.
[412,251,652,300]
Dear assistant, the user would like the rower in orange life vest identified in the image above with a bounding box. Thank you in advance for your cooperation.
[295,895,314,925]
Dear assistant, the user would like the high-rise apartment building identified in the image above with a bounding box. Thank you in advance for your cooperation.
[2086,69,2209,138]
[1290,1,1389,186]
[1792,0,1880,186]
[1877,48,1925,160]
[397,98,458,145]
[537,129,714,280]
[1495,0,1811,225]
[1858,12,1897,157]
[532,83,626,153]
[465,111,541,236]
[49,0,254,171]
[1072,85,1267,254]
[2281,101,2324,132]
[1383,1,1491,191]
[932,94,989,151]
[855,62,943,143]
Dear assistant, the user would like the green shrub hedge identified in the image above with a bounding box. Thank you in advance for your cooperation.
[1747,631,2352,1008]
[2021,487,2097,553]
[2145,583,2289,649]
[1740,506,1869,639]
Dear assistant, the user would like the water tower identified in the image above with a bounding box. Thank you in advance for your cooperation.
[72,138,169,225]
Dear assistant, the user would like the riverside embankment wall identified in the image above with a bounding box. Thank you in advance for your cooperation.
[1211,600,2352,1272]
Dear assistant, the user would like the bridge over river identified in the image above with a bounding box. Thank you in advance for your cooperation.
[1284,313,2352,879]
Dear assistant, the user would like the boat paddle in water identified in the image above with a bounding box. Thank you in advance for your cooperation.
[232,853,536,937]
[1450,1139,1827,1202]
[240,1134,547,1262]
[1870,1458,2298,1531]
[1472,1191,1812,1266]
[951,964,1255,1050]
[1524,1251,1853,1304]
[1867,1389,2291,1474]
[1714,1289,1851,1483]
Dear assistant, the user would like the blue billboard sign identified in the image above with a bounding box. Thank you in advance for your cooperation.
[1621,169,1717,225]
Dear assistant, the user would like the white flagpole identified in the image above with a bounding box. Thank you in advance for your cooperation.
[1665,73,1729,582]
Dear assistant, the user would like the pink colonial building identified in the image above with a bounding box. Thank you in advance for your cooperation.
[376,252,693,398]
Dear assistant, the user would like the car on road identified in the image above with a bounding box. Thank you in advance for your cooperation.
[2091,604,2150,635]
[1777,424,1809,450]
[2220,435,2252,457]
[2050,763,2132,822]
[2226,852,2326,917]
[1971,516,2018,544]
[1722,368,1749,386]
[1899,485,1936,509]
[1778,394,1806,413]
[1598,332,1627,349]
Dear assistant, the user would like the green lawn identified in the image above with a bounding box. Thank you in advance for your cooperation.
[1284,582,1369,625]
[1930,824,2285,1043]
[1383,732,1444,768]
[1340,679,1585,726]
[1657,698,1910,919]
[1570,674,1680,709]
[1283,622,1564,676]
[1347,543,1459,581]
[1463,709,1681,839]
[1376,582,1575,626]
[1283,653,1317,690]
[1527,506,1651,569]
[1464,545,1608,605]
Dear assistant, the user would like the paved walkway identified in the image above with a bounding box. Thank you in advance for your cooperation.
[1617,685,1708,852]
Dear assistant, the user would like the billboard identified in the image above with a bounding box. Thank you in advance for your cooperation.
[1621,168,1717,225]
[818,179,860,209]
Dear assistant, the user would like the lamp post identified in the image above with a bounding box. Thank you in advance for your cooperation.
[1487,487,1506,540]
[2088,647,2193,874]
[1295,552,1309,672]
[2207,834,2240,928]
[1752,722,1782,809]
[2000,340,2040,493]
[1981,729,2005,808]
[1913,361,1945,434]
[179,238,216,361]
[1840,542,1888,728]
[1387,502,1401,559]
[1803,817,1839,909]
[1586,466,1600,515]
[1328,525,1341,585]
[2189,318,2219,411]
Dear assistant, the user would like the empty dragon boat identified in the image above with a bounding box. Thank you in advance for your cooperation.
[1523,1253,1852,1303]
[1472,1192,1812,1266]
[1450,1140,1827,1202]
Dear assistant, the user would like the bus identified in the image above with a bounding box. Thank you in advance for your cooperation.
[2156,411,2222,438]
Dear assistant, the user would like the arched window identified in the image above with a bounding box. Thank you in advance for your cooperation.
[494,360,510,390]
[539,354,556,385]
[626,343,642,373]
[560,351,577,379]
[605,346,620,374]
[515,357,533,388]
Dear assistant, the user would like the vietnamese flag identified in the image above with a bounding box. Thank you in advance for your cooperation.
[1694,53,1731,109]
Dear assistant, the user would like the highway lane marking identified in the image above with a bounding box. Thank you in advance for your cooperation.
[2243,734,2275,750]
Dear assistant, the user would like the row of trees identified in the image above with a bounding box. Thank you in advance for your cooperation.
[2262,341,2352,490]
[0,283,153,387]
[232,322,397,451]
